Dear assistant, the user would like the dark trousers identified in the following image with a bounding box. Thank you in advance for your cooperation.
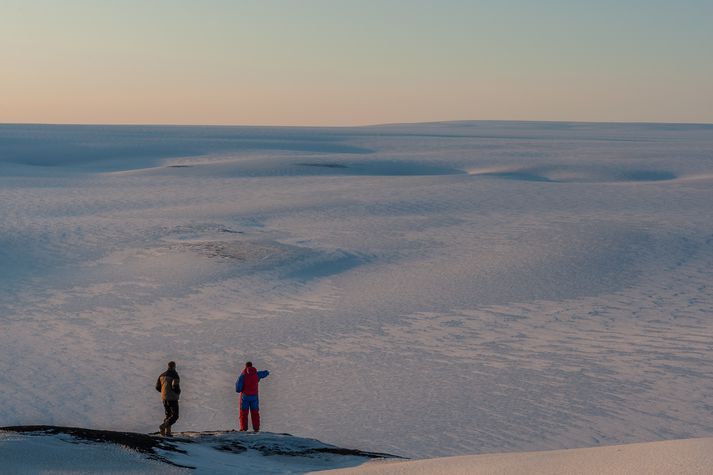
[163,400,179,427]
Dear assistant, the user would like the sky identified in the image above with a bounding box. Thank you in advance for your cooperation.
[1,0,712,126]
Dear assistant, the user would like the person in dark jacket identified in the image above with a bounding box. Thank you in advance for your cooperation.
[235,361,269,432]
[155,361,181,436]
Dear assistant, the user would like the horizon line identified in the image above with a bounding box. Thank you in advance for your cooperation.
[1,118,712,129]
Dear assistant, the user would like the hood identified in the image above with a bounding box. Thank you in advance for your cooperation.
[243,367,257,376]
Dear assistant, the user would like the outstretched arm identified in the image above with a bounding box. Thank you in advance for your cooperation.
[235,374,244,393]
[257,370,269,379]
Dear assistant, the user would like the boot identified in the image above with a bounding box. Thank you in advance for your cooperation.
[159,424,166,436]
[165,425,172,437]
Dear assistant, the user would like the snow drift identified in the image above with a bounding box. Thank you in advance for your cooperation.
[325,437,713,475]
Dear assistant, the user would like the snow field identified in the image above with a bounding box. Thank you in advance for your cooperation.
[1,122,712,459]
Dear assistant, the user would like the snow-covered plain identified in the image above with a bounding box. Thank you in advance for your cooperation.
[1,121,712,463]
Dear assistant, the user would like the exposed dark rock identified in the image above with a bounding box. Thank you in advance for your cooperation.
[214,441,248,454]
[0,426,193,468]
[253,444,399,459]
[1,425,401,469]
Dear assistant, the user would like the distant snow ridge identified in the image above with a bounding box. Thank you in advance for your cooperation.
[0,426,397,474]
[468,164,678,183]
[124,157,465,178]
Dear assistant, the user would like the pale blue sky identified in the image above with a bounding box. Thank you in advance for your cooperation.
[2,0,712,125]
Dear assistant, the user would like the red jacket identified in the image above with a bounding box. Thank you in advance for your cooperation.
[235,366,270,395]
[241,367,260,395]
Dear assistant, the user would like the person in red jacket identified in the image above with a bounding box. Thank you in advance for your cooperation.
[235,361,269,432]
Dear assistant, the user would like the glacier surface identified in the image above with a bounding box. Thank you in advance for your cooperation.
[1,121,712,458]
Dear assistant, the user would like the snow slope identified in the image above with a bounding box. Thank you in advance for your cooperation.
[1,121,712,459]
[323,437,713,475]
[1,427,710,474]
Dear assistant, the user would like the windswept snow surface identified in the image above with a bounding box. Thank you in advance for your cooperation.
[1,122,713,459]
[321,437,713,475]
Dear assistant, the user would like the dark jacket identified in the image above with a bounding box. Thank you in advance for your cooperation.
[156,369,181,401]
